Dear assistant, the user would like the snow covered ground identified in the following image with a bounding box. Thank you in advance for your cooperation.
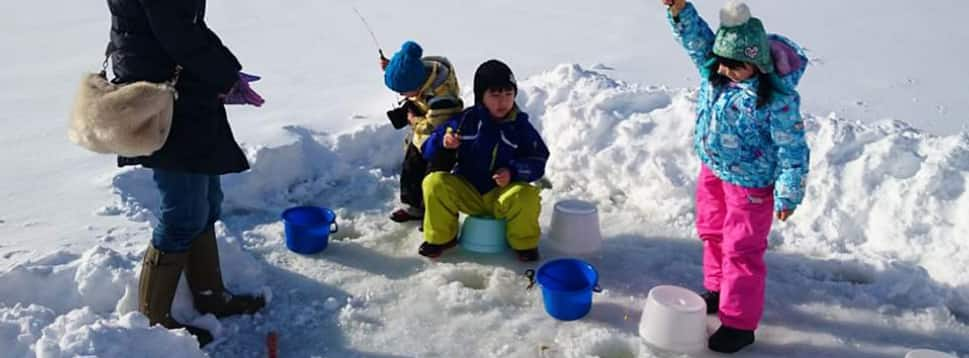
[2,0,968,357]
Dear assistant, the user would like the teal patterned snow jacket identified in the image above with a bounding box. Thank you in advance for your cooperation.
[669,2,810,212]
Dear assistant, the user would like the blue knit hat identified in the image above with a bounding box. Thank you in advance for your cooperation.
[384,41,428,93]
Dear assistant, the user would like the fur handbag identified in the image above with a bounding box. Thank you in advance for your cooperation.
[68,55,180,157]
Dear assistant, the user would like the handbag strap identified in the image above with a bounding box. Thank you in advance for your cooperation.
[101,41,181,86]
[100,42,113,77]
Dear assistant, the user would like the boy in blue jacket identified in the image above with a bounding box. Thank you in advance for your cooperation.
[420,60,550,261]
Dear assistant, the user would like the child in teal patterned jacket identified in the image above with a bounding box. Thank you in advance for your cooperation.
[663,0,810,353]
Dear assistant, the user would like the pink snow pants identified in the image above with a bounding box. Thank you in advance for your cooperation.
[695,165,774,330]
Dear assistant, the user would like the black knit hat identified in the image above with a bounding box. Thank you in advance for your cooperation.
[473,59,517,103]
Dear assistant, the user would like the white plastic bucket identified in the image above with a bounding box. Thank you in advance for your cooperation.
[548,200,602,256]
[905,350,957,358]
[639,285,707,353]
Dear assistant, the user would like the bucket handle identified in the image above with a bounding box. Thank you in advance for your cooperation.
[523,269,601,292]
[590,263,602,293]
[326,209,338,234]
[524,269,536,290]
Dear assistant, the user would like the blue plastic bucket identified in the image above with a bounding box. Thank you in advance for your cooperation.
[281,206,338,255]
[460,216,507,254]
[532,258,601,321]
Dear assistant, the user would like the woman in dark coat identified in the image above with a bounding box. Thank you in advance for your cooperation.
[107,0,265,346]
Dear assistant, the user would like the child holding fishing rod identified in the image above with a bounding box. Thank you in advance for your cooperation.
[378,40,464,227]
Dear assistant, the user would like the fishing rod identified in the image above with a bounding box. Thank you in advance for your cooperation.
[352,6,387,61]
[351,6,403,112]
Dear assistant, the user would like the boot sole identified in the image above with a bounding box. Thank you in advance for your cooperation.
[418,240,458,258]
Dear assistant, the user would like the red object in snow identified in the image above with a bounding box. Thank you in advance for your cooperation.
[267,331,278,358]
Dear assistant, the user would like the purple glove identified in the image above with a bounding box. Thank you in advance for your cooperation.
[223,72,265,107]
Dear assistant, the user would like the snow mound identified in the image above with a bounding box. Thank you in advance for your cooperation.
[33,309,205,358]
[0,304,57,358]
[0,235,267,357]
[0,247,135,316]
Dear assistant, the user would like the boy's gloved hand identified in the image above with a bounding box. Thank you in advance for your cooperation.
[407,111,419,127]
[223,72,265,107]
[443,127,461,149]
[380,54,390,71]
[493,168,511,188]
